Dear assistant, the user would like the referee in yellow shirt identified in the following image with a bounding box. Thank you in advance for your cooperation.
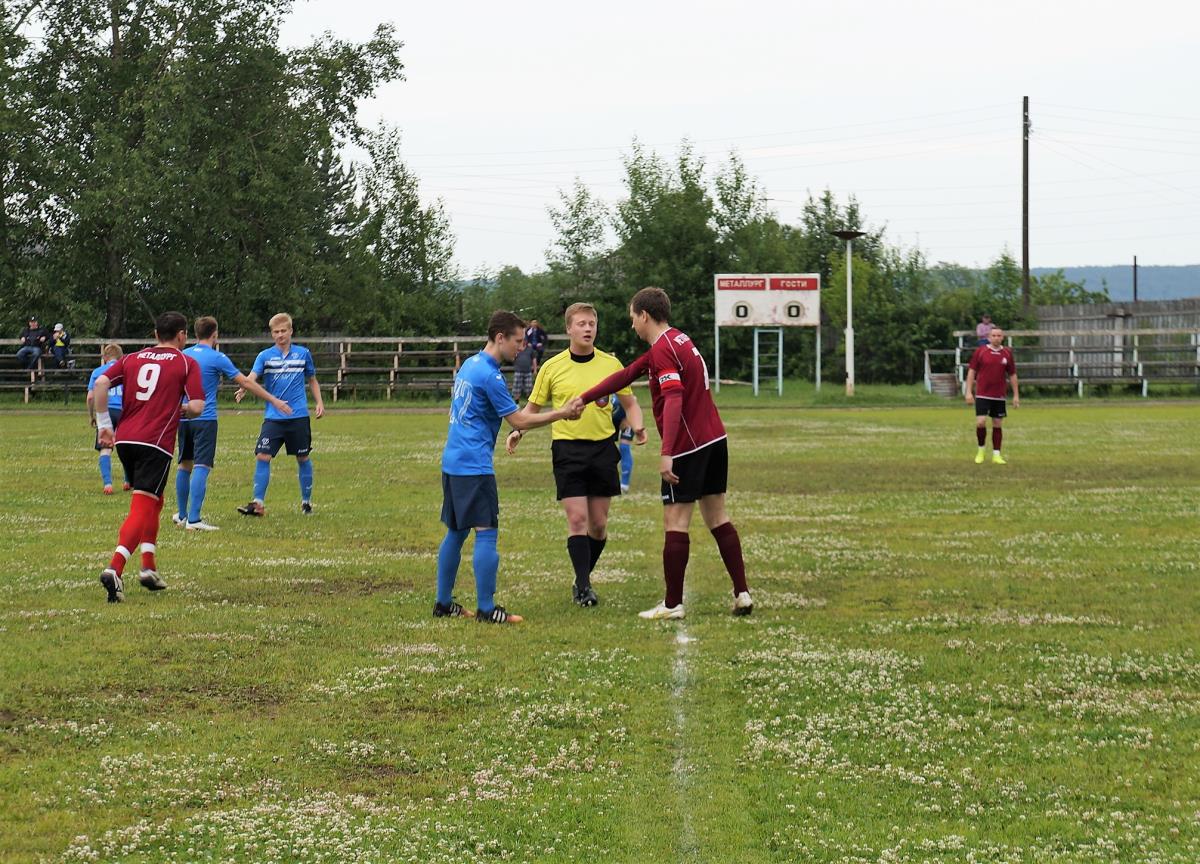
[506,302,647,607]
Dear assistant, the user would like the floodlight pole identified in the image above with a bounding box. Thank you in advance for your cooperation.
[832,230,866,396]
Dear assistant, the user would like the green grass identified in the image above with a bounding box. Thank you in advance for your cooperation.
[1,402,1198,862]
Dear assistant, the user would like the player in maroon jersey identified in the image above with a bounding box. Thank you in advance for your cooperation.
[579,287,752,619]
[92,312,205,602]
[965,326,1020,465]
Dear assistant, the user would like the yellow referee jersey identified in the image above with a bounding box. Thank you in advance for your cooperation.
[528,348,633,441]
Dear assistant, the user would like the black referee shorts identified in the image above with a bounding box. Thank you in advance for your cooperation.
[662,439,728,505]
[551,438,621,500]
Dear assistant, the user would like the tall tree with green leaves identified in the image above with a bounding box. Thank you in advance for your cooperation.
[11,0,403,336]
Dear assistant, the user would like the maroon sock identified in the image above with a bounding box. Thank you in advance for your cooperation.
[663,531,689,608]
[711,521,749,595]
[992,427,1002,451]
[976,426,986,447]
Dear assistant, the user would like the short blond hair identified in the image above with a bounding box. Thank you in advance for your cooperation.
[563,302,597,328]
[269,312,293,330]
[101,343,123,362]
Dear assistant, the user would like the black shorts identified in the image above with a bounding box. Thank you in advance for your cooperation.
[662,438,728,505]
[178,420,219,466]
[93,408,122,451]
[116,443,174,497]
[974,397,1007,419]
[441,473,500,531]
[552,438,621,500]
[255,417,312,457]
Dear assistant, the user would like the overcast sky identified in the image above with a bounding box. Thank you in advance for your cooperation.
[280,0,1198,277]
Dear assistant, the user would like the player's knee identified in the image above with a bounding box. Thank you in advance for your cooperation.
[180,460,193,471]
[256,453,272,462]
[566,513,588,534]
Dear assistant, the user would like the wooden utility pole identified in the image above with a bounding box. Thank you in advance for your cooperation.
[1022,96,1031,309]
[1133,255,1139,302]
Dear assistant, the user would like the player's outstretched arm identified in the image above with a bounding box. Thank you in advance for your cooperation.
[233,372,292,416]
[964,368,976,403]
[505,397,583,433]
[505,401,546,454]
[1009,372,1020,408]
[234,371,258,403]
[308,376,325,418]
[579,353,650,404]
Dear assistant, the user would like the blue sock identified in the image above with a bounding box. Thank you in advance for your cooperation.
[175,468,191,520]
[473,528,499,613]
[188,465,211,523]
[619,442,633,487]
[253,459,271,502]
[436,528,470,606]
[298,459,314,502]
[98,454,112,486]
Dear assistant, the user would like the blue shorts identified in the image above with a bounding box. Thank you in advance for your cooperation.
[255,417,312,458]
[440,473,499,531]
[94,408,122,451]
[178,420,219,466]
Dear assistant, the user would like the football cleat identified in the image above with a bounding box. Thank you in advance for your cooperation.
[171,513,186,527]
[139,570,167,591]
[638,601,685,620]
[301,501,313,515]
[237,501,265,517]
[572,584,599,608]
[476,605,523,624]
[185,520,220,531]
[974,448,986,464]
[100,568,124,603]
[992,452,1007,465]
[432,600,470,618]
[620,484,630,494]
[732,591,754,616]
[102,484,114,495]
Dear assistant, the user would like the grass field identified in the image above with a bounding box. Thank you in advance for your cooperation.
[1,401,1198,863]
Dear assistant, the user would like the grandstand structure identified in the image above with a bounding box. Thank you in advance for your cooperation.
[926,299,1200,397]
[0,336,565,404]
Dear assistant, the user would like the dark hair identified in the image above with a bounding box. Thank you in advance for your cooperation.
[630,287,671,323]
[487,310,525,342]
[194,316,218,340]
[155,311,189,341]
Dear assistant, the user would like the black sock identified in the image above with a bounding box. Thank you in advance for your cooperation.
[567,535,591,588]
[587,535,607,574]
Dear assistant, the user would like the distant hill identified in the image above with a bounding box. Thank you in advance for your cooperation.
[1031,265,1200,302]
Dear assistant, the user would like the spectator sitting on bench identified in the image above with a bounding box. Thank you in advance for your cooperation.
[17,316,49,369]
[51,322,73,368]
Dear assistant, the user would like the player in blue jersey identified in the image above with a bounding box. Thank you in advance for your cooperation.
[435,310,583,624]
[170,316,292,531]
[234,313,324,517]
[87,343,130,494]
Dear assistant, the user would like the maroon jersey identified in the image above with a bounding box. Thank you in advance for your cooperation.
[968,345,1016,399]
[103,346,203,454]
[643,328,725,457]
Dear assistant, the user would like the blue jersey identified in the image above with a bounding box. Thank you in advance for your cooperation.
[251,344,315,420]
[88,363,123,411]
[182,343,242,422]
[441,350,519,476]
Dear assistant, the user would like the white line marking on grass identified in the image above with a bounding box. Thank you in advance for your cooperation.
[673,621,697,859]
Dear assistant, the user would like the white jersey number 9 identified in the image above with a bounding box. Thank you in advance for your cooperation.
[135,363,161,401]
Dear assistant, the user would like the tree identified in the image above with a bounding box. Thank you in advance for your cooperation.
[359,125,457,334]
[10,1,404,336]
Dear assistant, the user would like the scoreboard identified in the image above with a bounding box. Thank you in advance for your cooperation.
[713,274,821,327]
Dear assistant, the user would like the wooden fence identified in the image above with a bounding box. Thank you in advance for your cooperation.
[0,336,566,404]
